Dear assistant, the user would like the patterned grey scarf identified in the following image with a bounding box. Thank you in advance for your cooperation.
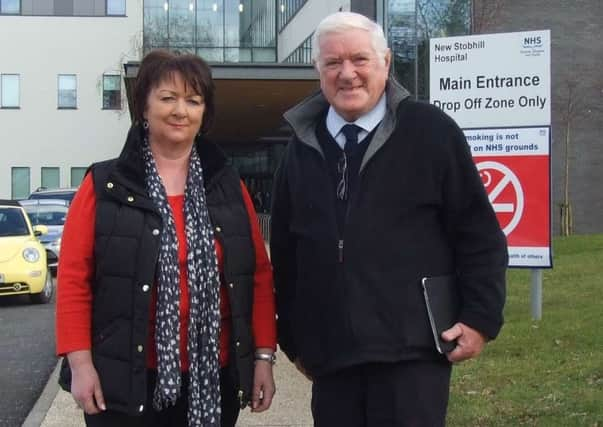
[142,139,221,426]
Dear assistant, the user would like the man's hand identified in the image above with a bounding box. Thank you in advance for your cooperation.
[294,358,313,381]
[67,350,106,414]
[251,356,276,412]
[441,322,487,363]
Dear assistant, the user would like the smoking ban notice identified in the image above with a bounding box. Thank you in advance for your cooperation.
[429,30,552,268]
[465,127,551,268]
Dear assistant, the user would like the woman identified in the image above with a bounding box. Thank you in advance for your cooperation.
[56,50,276,427]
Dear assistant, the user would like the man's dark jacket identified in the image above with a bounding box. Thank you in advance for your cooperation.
[59,124,257,415]
[270,80,508,377]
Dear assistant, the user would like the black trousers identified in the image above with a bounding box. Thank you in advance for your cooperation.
[84,367,240,427]
[311,360,452,427]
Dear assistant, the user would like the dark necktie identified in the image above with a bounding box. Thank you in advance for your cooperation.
[341,124,362,155]
[337,124,362,200]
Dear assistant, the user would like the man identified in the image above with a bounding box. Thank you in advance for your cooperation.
[270,11,507,427]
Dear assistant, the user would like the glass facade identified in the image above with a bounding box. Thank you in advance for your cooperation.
[225,143,285,213]
[144,0,276,63]
[387,0,471,99]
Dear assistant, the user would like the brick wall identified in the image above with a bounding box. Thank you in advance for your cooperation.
[477,0,603,234]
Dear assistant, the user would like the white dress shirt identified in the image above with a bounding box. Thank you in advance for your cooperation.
[325,94,387,149]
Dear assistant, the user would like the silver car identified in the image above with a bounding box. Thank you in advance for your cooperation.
[19,199,68,273]
[28,187,78,205]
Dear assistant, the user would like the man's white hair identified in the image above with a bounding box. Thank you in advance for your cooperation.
[312,12,389,69]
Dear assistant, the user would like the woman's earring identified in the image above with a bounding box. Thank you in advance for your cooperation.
[143,119,149,129]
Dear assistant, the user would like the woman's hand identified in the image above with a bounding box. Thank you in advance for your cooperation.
[250,350,276,412]
[67,350,106,414]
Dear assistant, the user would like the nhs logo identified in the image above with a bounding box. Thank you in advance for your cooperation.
[522,36,542,48]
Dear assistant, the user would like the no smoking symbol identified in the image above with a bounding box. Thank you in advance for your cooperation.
[477,161,524,236]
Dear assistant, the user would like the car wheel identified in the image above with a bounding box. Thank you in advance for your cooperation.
[31,268,54,304]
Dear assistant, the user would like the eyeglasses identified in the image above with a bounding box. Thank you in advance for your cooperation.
[336,151,348,201]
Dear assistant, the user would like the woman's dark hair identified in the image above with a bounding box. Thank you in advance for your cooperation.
[132,49,215,135]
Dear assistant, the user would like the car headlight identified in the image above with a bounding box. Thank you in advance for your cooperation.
[23,247,41,263]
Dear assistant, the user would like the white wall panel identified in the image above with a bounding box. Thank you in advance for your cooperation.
[0,1,142,197]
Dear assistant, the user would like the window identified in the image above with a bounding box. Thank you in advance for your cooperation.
[1,74,20,108]
[58,74,77,109]
[11,167,30,199]
[197,0,225,51]
[0,0,20,14]
[107,0,126,15]
[169,0,195,49]
[102,74,121,109]
[70,167,87,187]
[0,208,28,237]
[54,0,73,15]
[143,0,168,50]
[41,167,60,189]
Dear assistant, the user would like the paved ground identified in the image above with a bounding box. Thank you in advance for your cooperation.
[0,290,57,427]
[39,352,313,427]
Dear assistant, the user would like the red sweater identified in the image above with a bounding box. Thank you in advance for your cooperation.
[56,173,276,369]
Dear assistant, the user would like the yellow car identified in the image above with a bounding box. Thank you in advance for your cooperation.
[0,200,53,304]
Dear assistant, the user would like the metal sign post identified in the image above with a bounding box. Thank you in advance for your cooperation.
[530,268,542,320]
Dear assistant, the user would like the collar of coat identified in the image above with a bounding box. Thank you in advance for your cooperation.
[105,123,228,199]
[283,78,411,171]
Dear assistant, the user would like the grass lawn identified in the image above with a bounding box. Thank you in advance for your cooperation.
[447,234,603,426]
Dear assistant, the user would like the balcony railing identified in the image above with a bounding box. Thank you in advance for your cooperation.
[277,0,307,32]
